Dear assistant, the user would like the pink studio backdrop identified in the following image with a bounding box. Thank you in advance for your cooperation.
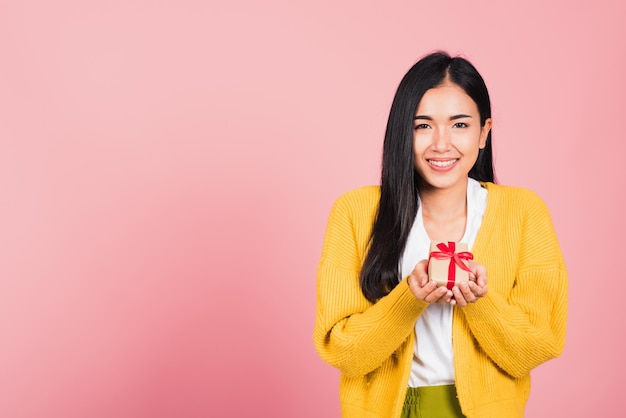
[0,1,624,417]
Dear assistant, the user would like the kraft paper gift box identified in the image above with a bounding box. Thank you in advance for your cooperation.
[428,241,474,289]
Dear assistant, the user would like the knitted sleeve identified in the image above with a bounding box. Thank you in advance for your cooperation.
[461,188,568,378]
[313,188,427,378]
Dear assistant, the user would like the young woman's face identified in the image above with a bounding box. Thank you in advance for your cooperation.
[413,81,492,193]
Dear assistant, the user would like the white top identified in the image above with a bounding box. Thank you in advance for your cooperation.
[400,179,488,387]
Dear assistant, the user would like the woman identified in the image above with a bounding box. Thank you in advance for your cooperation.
[314,52,568,418]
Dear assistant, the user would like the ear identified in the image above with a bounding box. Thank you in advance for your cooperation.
[479,118,492,149]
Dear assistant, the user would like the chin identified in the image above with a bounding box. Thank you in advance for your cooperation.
[420,177,467,191]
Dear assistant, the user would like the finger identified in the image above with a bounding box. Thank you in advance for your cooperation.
[467,261,487,286]
[425,285,450,303]
[412,260,430,286]
[451,286,467,307]
[468,281,488,298]
[430,287,453,304]
[420,281,438,298]
[409,279,437,301]
[474,264,487,287]
[458,282,478,303]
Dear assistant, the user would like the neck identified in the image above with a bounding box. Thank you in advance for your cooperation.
[419,180,468,221]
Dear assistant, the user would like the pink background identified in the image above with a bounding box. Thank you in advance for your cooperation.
[0,1,624,417]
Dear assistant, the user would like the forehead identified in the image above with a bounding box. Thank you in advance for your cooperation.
[415,82,479,115]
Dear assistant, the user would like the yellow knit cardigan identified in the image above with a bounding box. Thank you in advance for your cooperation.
[314,183,568,418]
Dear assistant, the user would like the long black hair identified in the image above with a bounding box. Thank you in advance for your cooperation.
[359,51,495,303]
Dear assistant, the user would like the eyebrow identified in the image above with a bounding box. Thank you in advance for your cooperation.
[414,114,473,120]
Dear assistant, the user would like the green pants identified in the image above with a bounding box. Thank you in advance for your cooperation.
[401,385,466,418]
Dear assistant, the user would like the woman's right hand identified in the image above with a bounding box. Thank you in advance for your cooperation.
[407,260,453,304]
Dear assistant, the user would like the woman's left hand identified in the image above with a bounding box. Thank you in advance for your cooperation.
[450,260,488,307]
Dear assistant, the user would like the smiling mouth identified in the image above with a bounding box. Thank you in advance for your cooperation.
[427,159,458,168]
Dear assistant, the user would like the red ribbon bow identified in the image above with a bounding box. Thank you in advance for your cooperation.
[429,241,473,290]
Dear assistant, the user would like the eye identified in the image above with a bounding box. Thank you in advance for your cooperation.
[453,122,468,128]
[414,123,430,130]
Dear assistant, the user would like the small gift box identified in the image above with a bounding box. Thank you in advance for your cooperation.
[428,241,474,290]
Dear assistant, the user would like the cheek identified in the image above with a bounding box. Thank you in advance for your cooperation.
[412,134,428,154]
[456,130,482,150]
[412,143,426,163]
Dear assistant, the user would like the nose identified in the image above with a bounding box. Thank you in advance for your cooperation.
[431,127,451,152]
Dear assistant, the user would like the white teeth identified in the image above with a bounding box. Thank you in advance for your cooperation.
[429,159,457,167]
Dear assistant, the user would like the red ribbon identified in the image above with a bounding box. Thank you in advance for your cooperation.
[429,242,473,290]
